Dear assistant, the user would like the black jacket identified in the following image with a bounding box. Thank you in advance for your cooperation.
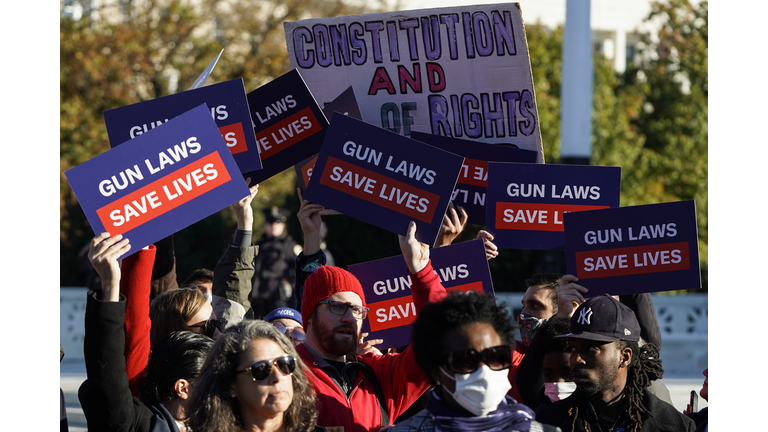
[535,389,695,432]
[78,291,180,432]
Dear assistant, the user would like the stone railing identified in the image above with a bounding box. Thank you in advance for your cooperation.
[61,288,707,376]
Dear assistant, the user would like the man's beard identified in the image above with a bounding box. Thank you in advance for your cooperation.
[571,365,619,397]
[312,321,359,356]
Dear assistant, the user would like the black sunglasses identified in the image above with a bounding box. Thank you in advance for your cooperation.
[318,300,370,319]
[188,318,224,338]
[237,354,296,381]
[443,345,513,374]
[272,321,306,342]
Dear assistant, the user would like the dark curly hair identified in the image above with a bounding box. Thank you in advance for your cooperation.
[411,290,516,383]
[185,320,317,432]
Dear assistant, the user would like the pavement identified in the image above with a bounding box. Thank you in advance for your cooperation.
[60,358,707,431]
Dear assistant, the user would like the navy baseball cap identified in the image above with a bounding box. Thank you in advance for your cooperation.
[557,295,641,342]
[264,307,303,326]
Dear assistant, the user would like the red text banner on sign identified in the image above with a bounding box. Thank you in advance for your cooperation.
[575,241,690,279]
[367,281,482,332]
[495,202,609,232]
[255,107,322,160]
[96,151,232,235]
[318,156,440,223]
[457,158,488,187]
[219,123,248,155]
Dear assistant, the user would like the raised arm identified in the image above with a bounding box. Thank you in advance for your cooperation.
[213,179,259,318]
[79,233,156,431]
[293,188,327,312]
[399,221,446,310]
[119,243,157,397]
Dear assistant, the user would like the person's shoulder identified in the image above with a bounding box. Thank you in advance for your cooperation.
[533,397,572,425]
[643,389,696,428]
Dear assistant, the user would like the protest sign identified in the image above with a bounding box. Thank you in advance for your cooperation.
[189,49,224,90]
[284,3,545,163]
[104,78,262,174]
[242,69,329,184]
[410,131,536,225]
[295,86,363,191]
[564,200,701,296]
[304,114,464,246]
[66,104,250,257]
[348,238,493,350]
[485,162,621,250]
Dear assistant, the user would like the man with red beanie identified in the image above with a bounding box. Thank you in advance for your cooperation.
[294,194,438,432]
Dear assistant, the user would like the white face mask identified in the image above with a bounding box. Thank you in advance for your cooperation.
[544,381,577,402]
[203,292,213,304]
[439,365,512,416]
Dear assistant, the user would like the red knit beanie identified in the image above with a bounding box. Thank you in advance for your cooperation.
[302,266,367,326]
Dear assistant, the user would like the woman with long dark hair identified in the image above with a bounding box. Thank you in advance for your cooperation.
[186,320,322,432]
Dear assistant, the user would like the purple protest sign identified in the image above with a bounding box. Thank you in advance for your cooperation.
[485,162,621,250]
[104,78,262,174]
[410,131,537,226]
[65,104,250,258]
[304,114,465,246]
[348,239,494,350]
[295,86,363,191]
[243,69,329,184]
[564,200,701,296]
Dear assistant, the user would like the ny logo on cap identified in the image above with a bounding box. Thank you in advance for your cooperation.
[578,307,593,325]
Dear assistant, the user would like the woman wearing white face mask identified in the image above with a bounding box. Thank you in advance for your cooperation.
[381,290,561,432]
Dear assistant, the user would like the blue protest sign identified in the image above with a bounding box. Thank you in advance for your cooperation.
[104,78,262,174]
[295,86,363,191]
[304,114,465,246]
[485,162,621,250]
[66,104,250,257]
[242,69,329,184]
[348,239,494,350]
[410,131,537,226]
[564,200,701,296]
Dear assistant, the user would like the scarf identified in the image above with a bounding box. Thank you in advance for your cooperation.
[427,391,535,432]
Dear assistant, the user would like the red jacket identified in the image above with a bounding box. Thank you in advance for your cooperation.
[299,261,442,432]
[119,245,156,397]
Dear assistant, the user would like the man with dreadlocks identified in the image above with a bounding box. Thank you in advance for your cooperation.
[535,295,694,432]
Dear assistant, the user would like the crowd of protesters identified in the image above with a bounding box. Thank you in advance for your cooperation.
[68,184,707,432]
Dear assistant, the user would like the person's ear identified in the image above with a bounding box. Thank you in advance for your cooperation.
[174,379,191,400]
[619,345,633,368]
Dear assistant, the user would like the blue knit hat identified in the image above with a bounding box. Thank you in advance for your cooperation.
[264,307,303,326]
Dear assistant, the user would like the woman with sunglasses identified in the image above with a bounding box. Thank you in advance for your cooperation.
[380,290,560,432]
[186,320,322,432]
[149,287,224,349]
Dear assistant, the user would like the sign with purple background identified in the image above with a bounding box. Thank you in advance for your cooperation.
[410,131,537,226]
[485,162,621,250]
[564,200,701,296]
[242,69,329,184]
[66,104,250,258]
[295,86,363,191]
[304,114,464,246]
[104,78,262,174]
[348,239,494,350]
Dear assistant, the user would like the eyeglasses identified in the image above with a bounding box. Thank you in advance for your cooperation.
[443,345,513,374]
[272,321,306,342]
[237,354,296,381]
[188,318,224,338]
[318,300,370,320]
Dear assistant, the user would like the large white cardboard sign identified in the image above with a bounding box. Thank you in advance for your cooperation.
[284,3,544,163]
